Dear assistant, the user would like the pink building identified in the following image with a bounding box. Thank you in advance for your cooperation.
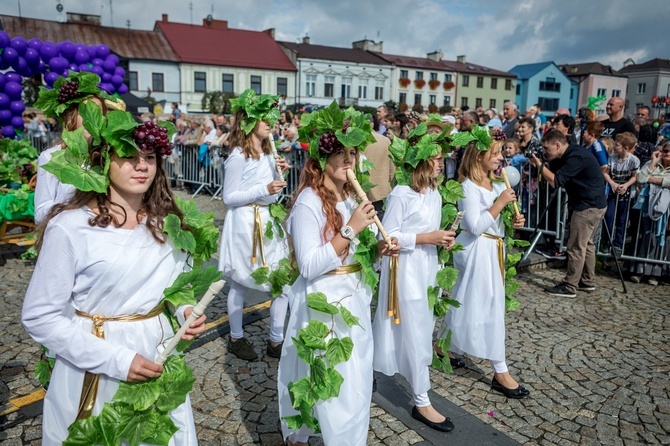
[560,62,628,116]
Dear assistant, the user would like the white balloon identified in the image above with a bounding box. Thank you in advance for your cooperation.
[504,165,521,187]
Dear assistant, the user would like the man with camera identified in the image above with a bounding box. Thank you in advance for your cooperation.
[529,130,607,297]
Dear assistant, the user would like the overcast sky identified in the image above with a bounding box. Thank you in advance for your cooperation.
[5,0,668,71]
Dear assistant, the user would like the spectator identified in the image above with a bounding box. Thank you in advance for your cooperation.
[582,120,608,173]
[635,105,651,123]
[184,119,203,146]
[534,103,547,134]
[601,136,615,155]
[553,114,577,144]
[516,117,541,156]
[503,138,528,173]
[635,124,659,167]
[602,97,636,139]
[502,102,519,139]
[377,105,390,135]
[525,106,542,140]
[460,111,479,133]
[171,102,181,122]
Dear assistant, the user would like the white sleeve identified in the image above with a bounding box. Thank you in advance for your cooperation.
[34,151,60,224]
[21,223,136,381]
[459,183,496,237]
[381,189,416,251]
[290,202,341,281]
[222,150,270,207]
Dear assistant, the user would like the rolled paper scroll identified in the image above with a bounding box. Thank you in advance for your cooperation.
[155,279,226,365]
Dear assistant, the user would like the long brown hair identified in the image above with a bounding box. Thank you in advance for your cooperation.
[228,110,272,159]
[37,144,184,249]
[458,140,503,185]
[410,158,439,192]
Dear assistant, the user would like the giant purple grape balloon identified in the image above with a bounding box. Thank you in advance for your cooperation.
[117,84,128,94]
[0,74,5,90]
[0,31,10,49]
[4,82,22,100]
[0,110,12,125]
[5,72,22,83]
[44,71,60,85]
[96,44,110,59]
[74,50,89,64]
[60,41,76,60]
[24,48,40,66]
[0,93,10,109]
[11,116,24,128]
[10,101,26,116]
[40,43,58,60]
[28,38,43,50]
[48,56,68,74]
[10,37,28,56]
[1,126,17,138]
[3,47,19,64]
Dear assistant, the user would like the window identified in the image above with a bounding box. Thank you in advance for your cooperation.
[341,77,352,98]
[444,74,452,83]
[476,77,484,88]
[399,92,407,104]
[400,69,408,79]
[597,88,607,97]
[462,75,470,87]
[222,74,234,93]
[415,71,424,80]
[570,88,574,99]
[152,73,164,92]
[637,83,646,94]
[475,98,482,108]
[538,97,559,112]
[505,79,512,90]
[324,76,335,98]
[490,98,496,109]
[306,74,316,97]
[429,94,436,105]
[194,71,206,93]
[539,77,561,92]
[443,96,451,106]
[516,84,520,95]
[430,72,438,81]
[250,75,262,94]
[461,97,468,107]
[128,71,138,91]
[612,89,621,98]
[414,93,422,105]
[490,78,498,89]
[358,79,368,99]
[375,80,384,100]
[277,77,288,96]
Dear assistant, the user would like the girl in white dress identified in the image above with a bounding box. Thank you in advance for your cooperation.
[443,140,530,399]
[218,89,290,361]
[22,111,207,444]
[278,103,399,446]
[373,144,457,431]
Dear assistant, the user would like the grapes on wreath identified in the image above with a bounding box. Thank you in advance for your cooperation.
[318,131,344,155]
[133,121,173,156]
[57,80,83,103]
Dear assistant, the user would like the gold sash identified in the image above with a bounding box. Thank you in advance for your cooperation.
[74,303,165,420]
[325,263,362,275]
[481,232,505,283]
[250,204,268,267]
[387,256,400,324]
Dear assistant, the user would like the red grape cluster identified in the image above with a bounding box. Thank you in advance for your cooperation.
[57,80,83,103]
[318,131,343,155]
[133,121,173,156]
[18,163,35,181]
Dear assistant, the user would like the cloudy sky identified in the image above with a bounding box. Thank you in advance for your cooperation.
[5,0,667,71]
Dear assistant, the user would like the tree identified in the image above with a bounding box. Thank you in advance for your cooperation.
[201,91,237,114]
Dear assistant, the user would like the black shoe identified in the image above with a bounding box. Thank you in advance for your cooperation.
[544,283,576,297]
[577,282,595,292]
[411,406,455,432]
[491,376,530,399]
[228,337,258,361]
[434,350,465,369]
[266,340,283,359]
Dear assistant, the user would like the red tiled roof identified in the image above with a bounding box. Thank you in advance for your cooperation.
[156,20,296,71]
[0,14,177,61]
[374,52,515,78]
[279,42,391,65]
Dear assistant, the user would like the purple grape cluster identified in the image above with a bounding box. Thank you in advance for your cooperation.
[18,163,35,181]
[133,121,173,156]
[318,131,343,155]
[57,80,83,103]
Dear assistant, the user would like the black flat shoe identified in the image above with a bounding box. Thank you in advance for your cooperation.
[411,406,455,432]
[491,376,530,399]
[434,351,466,369]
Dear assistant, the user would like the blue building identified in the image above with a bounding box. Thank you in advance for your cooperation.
[509,62,578,116]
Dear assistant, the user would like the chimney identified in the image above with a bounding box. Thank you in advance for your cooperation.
[264,28,275,39]
[623,58,635,68]
[66,12,101,26]
[302,35,310,44]
[456,55,466,64]
[427,50,443,62]
[202,18,228,29]
[162,13,168,22]
[351,39,383,53]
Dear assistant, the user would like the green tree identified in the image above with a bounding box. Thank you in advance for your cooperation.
[201,91,237,114]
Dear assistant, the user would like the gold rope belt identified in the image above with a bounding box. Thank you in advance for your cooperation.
[325,263,362,275]
[387,256,400,324]
[480,232,505,283]
[74,303,165,420]
[249,204,268,267]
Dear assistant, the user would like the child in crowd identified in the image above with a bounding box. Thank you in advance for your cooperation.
[582,121,608,173]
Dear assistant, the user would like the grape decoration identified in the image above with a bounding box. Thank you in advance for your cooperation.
[133,121,173,156]
[57,80,83,103]
[318,131,343,155]
[18,163,35,181]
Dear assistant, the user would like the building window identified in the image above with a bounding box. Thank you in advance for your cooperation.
[250,75,262,94]
[597,88,607,97]
[444,74,452,83]
[539,77,561,92]
[277,77,288,96]
[637,83,646,94]
[491,78,498,89]
[222,74,234,93]
[612,89,621,98]
[341,77,352,98]
[475,98,482,108]
[399,92,407,104]
[429,95,436,105]
[324,76,335,98]
[443,96,451,106]
[415,71,424,80]
[194,72,206,93]
[476,77,483,88]
[306,74,316,97]
[461,97,468,107]
[490,98,496,109]
[375,80,384,100]
[516,84,520,95]
[414,93,422,105]
[570,88,574,99]
[462,75,469,87]
[400,69,408,79]
[152,73,164,92]
[358,79,368,99]
[505,79,512,90]
[129,71,138,91]
[538,97,559,112]
[430,72,438,81]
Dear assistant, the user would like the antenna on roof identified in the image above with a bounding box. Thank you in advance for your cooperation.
[109,0,114,27]
[17,0,22,19]
[189,1,193,25]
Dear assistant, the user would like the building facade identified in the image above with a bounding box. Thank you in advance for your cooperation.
[618,58,670,120]
[510,62,577,115]
[559,62,628,116]
[444,56,517,112]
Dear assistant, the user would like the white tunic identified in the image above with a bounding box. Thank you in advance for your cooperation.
[218,147,289,289]
[373,185,441,396]
[34,145,76,224]
[278,188,373,446]
[444,179,507,362]
[21,208,197,446]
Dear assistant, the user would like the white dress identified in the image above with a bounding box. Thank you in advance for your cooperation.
[34,145,76,224]
[373,186,441,396]
[218,147,289,289]
[278,188,374,446]
[21,208,197,446]
[444,179,507,362]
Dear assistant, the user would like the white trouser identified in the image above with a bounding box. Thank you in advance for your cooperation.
[228,280,288,342]
[490,359,508,374]
[414,392,431,407]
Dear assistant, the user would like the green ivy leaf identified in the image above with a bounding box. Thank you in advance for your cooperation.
[298,320,329,350]
[306,292,338,315]
[101,110,139,158]
[163,214,196,253]
[42,148,109,193]
[407,122,427,140]
[63,414,105,446]
[336,127,368,149]
[113,380,161,412]
[288,376,317,409]
[292,335,315,365]
[264,220,274,240]
[440,180,465,205]
[440,204,459,229]
[155,355,196,412]
[427,286,440,311]
[506,296,520,312]
[313,366,344,401]
[325,337,353,366]
[79,100,105,146]
[339,305,362,328]
[34,357,52,387]
[251,266,270,286]
[269,202,288,221]
[436,266,458,290]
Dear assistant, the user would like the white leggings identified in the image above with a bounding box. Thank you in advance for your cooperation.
[414,392,431,407]
[490,359,509,374]
[227,280,288,343]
